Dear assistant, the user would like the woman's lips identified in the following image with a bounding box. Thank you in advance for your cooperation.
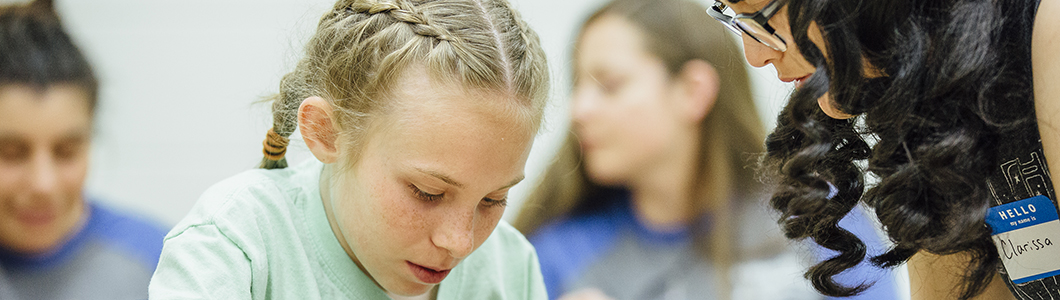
[16,210,57,227]
[407,261,451,284]
[792,74,811,89]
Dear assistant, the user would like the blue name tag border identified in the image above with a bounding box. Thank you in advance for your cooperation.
[986,195,1060,235]
[1013,269,1060,284]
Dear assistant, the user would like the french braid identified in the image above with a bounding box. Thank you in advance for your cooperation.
[259,0,548,169]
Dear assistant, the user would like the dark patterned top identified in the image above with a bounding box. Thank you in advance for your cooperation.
[985,0,1060,297]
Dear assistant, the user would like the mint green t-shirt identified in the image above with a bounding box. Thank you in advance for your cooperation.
[148,160,546,300]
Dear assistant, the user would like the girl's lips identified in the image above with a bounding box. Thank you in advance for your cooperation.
[407,261,451,284]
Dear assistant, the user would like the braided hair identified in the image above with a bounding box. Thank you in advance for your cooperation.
[260,0,549,169]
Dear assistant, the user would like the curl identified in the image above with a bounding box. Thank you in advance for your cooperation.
[763,0,1035,298]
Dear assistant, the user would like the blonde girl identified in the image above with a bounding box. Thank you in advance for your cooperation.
[148,0,549,299]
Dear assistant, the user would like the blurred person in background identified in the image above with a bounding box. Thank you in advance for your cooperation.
[0,0,168,299]
[513,0,897,299]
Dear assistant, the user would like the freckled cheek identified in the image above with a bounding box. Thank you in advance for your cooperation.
[334,180,385,244]
[369,183,432,244]
[472,208,503,248]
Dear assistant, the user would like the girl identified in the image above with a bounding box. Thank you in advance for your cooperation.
[512,0,876,299]
[148,0,550,299]
[708,0,1060,299]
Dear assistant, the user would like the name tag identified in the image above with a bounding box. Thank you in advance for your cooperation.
[985,195,1060,283]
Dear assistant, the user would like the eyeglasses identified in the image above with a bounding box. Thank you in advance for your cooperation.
[706,0,787,52]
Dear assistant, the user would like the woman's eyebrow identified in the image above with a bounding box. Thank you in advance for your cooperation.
[0,134,23,143]
[60,128,91,141]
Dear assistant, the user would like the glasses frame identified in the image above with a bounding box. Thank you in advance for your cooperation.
[707,0,788,52]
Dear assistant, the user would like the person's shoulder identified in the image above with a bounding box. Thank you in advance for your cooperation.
[198,166,301,208]
[458,221,539,275]
[528,207,622,255]
[89,201,168,242]
[731,201,823,299]
[445,220,543,299]
[177,169,281,223]
[1033,0,1058,56]
[89,202,167,249]
[524,207,627,297]
[732,195,794,259]
[169,160,320,238]
[731,250,822,300]
[87,201,169,266]
[480,221,536,258]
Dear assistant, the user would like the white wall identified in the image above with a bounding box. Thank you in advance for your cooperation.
[26,0,791,226]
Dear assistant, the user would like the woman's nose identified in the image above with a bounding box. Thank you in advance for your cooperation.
[741,34,781,68]
[570,84,601,126]
[29,150,59,195]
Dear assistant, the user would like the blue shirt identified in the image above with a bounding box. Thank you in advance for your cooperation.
[0,200,169,300]
[529,190,898,300]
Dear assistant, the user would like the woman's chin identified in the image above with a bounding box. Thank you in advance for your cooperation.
[817,92,856,119]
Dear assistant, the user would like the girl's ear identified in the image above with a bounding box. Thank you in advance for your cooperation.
[299,96,339,164]
[675,59,720,123]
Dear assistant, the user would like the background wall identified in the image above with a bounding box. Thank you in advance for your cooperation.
[20,0,794,226]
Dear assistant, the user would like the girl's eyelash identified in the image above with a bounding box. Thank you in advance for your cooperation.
[482,197,507,208]
[408,183,507,207]
[408,184,443,202]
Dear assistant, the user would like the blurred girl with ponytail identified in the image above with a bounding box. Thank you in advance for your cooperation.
[149,0,550,299]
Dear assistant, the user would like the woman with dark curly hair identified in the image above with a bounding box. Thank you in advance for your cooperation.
[707,0,1060,299]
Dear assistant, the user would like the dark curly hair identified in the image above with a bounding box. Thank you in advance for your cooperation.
[747,0,1040,298]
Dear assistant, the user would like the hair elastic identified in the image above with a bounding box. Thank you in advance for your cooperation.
[262,128,290,161]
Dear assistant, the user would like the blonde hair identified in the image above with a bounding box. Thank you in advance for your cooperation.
[512,0,765,298]
[261,0,549,169]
